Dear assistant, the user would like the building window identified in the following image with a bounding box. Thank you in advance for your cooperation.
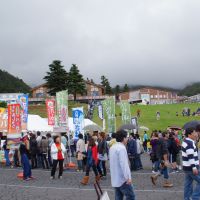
[151,95,154,98]
[160,95,162,98]
[155,95,158,98]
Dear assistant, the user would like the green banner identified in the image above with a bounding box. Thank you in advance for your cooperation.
[102,96,116,133]
[120,100,131,124]
[56,90,68,128]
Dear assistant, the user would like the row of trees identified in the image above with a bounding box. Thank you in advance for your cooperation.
[44,60,131,100]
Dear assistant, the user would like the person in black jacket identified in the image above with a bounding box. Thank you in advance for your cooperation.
[168,132,179,173]
[30,134,38,169]
[127,133,138,171]
[151,132,173,188]
[97,132,108,178]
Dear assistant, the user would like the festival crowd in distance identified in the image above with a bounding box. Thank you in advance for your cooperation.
[0,123,200,200]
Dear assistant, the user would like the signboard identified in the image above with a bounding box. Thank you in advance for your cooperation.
[102,96,116,133]
[7,104,22,147]
[120,100,131,124]
[72,107,84,139]
[141,94,150,104]
[18,94,29,123]
[46,99,55,126]
[98,104,104,120]
[56,90,68,128]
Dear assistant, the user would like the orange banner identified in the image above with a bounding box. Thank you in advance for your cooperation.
[7,104,22,133]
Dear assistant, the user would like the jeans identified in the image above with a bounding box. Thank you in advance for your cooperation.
[47,150,52,167]
[4,150,11,166]
[154,160,160,172]
[77,160,83,170]
[135,154,143,169]
[184,170,200,200]
[160,166,169,179]
[21,154,32,179]
[51,159,64,177]
[85,164,98,176]
[129,157,137,171]
[115,182,135,200]
[97,160,107,176]
[37,153,42,168]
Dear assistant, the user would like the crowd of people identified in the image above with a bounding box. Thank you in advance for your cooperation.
[0,124,200,200]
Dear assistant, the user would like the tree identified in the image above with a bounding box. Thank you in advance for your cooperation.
[101,75,112,95]
[68,64,86,101]
[123,84,129,92]
[114,85,121,95]
[44,60,68,95]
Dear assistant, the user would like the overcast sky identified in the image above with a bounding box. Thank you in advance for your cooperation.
[0,0,200,89]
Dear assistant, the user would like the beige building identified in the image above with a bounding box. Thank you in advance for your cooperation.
[119,87,179,104]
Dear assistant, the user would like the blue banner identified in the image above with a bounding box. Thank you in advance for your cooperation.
[18,94,29,123]
[72,107,84,140]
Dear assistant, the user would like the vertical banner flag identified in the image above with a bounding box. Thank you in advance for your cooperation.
[46,99,55,126]
[56,90,68,128]
[98,104,104,120]
[102,96,116,133]
[120,100,131,124]
[0,108,7,132]
[72,107,84,139]
[7,104,22,147]
[18,94,29,123]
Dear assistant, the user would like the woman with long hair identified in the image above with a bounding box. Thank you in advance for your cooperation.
[81,137,100,185]
[97,132,108,178]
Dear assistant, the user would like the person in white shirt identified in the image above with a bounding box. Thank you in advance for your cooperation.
[109,130,135,200]
[76,134,86,171]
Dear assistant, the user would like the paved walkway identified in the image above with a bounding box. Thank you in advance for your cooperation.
[0,154,184,200]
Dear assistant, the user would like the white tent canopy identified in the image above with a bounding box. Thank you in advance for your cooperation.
[27,114,98,132]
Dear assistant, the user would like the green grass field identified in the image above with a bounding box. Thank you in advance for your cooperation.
[29,103,200,134]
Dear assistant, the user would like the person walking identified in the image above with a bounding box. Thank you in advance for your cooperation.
[50,136,66,179]
[76,133,86,172]
[168,132,179,173]
[150,132,159,173]
[97,132,108,178]
[135,134,143,170]
[143,131,148,152]
[151,132,173,187]
[40,136,49,169]
[3,140,11,167]
[46,133,53,167]
[110,130,135,200]
[127,133,138,171]
[80,137,100,185]
[19,143,33,181]
[36,131,42,168]
[182,127,200,200]
[30,134,38,169]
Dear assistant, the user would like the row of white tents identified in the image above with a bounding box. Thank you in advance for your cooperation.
[27,114,97,132]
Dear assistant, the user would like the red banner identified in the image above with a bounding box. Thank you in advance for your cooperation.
[46,99,55,126]
[7,104,22,133]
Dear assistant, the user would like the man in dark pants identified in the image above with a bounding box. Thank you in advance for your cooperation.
[151,132,173,188]
[127,133,138,171]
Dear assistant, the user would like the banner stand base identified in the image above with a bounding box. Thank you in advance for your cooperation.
[65,162,76,169]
